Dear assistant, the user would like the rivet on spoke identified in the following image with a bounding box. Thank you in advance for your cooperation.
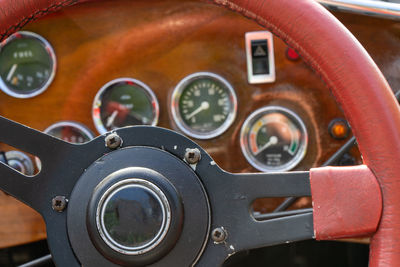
[211,227,227,243]
[52,196,68,212]
[184,148,201,164]
[105,133,122,149]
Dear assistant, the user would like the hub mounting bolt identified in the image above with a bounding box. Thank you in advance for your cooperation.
[52,196,68,212]
[105,133,122,149]
[184,148,201,164]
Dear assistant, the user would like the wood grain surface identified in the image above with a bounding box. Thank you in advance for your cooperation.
[0,0,397,248]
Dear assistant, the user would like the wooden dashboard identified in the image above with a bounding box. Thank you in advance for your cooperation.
[0,0,398,249]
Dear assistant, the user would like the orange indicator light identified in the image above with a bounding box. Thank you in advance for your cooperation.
[329,119,349,139]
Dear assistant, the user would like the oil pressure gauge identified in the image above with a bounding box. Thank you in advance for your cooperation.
[0,31,56,98]
[240,106,308,172]
[92,78,159,134]
[171,72,237,139]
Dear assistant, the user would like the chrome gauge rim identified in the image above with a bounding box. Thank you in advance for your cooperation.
[171,72,238,140]
[0,31,56,99]
[240,106,308,172]
[96,179,171,255]
[44,121,95,142]
[92,78,159,134]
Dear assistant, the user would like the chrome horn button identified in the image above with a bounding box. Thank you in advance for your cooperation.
[97,179,171,255]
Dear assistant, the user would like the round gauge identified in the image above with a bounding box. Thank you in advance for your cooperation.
[171,72,237,139]
[44,121,94,144]
[92,78,159,134]
[0,31,56,98]
[240,106,308,172]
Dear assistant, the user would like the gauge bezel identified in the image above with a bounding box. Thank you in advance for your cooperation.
[0,31,57,99]
[171,72,238,140]
[44,121,95,143]
[92,78,160,135]
[240,106,308,172]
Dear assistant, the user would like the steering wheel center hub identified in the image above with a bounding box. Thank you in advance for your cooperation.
[67,145,210,267]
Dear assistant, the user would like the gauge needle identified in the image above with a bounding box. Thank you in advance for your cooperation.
[255,136,278,156]
[106,110,119,128]
[186,101,210,120]
[6,64,17,82]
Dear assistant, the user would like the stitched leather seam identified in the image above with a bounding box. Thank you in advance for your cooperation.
[209,0,343,124]
[0,0,79,42]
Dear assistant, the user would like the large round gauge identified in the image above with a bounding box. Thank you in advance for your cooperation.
[240,106,308,172]
[92,78,159,134]
[44,121,94,144]
[0,31,56,98]
[171,72,237,139]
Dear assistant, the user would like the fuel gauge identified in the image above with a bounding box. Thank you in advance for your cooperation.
[0,31,56,98]
[92,78,159,134]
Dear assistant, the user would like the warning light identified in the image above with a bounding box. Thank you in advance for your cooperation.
[286,47,300,61]
[329,119,349,140]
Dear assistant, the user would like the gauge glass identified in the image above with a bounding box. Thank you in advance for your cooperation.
[0,31,56,98]
[171,72,237,139]
[92,78,159,134]
[44,121,94,144]
[240,106,308,172]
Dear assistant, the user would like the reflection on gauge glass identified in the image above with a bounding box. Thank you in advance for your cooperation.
[44,121,94,144]
[0,31,56,98]
[240,106,308,172]
[171,72,237,139]
[92,78,159,134]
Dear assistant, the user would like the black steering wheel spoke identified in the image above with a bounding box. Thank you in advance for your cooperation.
[225,171,311,198]
[0,160,38,207]
[0,116,73,161]
[0,117,79,211]
[195,169,314,266]
[196,211,314,267]
[0,116,105,214]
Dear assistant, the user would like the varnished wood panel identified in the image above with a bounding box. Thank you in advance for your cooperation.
[0,0,398,248]
[0,192,46,248]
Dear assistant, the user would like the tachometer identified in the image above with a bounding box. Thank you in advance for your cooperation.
[240,106,308,172]
[92,78,159,134]
[171,72,237,139]
[0,31,56,98]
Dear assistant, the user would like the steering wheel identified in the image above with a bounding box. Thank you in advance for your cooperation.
[0,0,399,266]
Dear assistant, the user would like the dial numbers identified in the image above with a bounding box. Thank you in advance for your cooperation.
[172,72,237,140]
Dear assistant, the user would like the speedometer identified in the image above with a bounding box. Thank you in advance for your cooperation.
[171,72,237,139]
[240,106,308,172]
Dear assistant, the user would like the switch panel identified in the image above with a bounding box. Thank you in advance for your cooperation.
[245,31,276,84]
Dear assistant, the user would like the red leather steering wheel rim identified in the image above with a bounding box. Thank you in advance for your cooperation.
[1,0,400,266]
